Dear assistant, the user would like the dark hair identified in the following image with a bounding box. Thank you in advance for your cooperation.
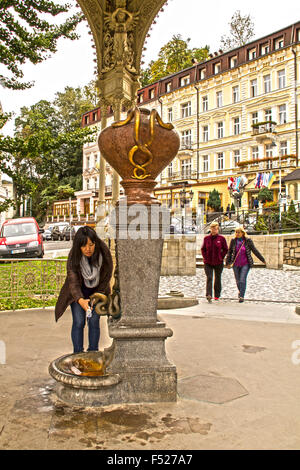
[70,226,102,272]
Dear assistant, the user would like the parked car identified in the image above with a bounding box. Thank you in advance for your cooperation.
[219,220,240,235]
[61,225,81,241]
[42,228,53,241]
[51,223,69,241]
[0,217,44,258]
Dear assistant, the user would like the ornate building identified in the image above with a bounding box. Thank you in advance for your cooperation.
[54,21,300,222]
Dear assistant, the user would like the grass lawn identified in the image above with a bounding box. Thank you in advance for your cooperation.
[0,258,67,311]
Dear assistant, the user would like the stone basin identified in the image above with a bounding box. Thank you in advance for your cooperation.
[49,351,121,406]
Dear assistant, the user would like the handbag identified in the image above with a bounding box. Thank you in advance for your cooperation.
[225,240,245,269]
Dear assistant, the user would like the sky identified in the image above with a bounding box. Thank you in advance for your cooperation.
[1,0,299,136]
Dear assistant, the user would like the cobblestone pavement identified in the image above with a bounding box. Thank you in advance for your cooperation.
[159,267,300,304]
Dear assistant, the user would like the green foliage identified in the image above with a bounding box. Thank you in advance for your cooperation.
[257,188,273,203]
[0,0,83,89]
[207,189,221,211]
[0,85,97,220]
[255,215,268,232]
[220,10,255,51]
[140,34,210,86]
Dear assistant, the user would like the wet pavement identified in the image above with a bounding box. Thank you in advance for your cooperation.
[1,297,300,450]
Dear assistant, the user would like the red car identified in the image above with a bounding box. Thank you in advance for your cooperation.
[0,217,44,258]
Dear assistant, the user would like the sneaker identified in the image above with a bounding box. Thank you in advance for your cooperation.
[214,297,219,301]
[206,295,212,303]
[239,297,244,303]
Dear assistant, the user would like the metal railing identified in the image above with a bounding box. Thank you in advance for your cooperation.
[0,258,67,311]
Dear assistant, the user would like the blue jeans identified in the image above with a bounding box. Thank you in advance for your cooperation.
[233,264,250,299]
[70,302,100,353]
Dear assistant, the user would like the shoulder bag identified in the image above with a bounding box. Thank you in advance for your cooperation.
[225,240,245,269]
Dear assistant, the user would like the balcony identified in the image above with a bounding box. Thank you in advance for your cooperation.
[237,154,297,173]
[166,170,198,183]
[252,121,277,144]
[178,143,193,155]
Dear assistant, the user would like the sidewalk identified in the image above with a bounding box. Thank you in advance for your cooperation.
[1,301,300,450]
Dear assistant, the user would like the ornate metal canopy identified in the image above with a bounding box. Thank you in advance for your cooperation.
[77,0,167,110]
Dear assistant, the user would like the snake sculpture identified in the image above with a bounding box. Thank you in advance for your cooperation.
[90,291,121,319]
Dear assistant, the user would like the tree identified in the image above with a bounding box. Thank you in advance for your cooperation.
[0,0,83,90]
[0,93,96,221]
[220,10,255,52]
[207,189,221,211]
[140,35,209,86]
[257,188,273,204]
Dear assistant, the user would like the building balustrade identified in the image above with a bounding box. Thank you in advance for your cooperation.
[238,154,297,173]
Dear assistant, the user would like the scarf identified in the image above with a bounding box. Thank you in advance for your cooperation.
[80,253,103,288]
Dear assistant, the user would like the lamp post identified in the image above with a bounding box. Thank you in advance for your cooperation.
[229,187,244,222]
[179,186,193,233]
[270,140,282,223]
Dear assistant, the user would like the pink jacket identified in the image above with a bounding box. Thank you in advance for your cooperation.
[201,234,228,265]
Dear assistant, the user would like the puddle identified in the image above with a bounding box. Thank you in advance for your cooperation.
[242,345,267,354]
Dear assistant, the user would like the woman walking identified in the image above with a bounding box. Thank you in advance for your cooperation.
[225,226,266,303]
[201,221,228,302]
[55,226,113,353]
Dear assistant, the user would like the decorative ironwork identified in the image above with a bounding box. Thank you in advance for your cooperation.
[0,259,67,311]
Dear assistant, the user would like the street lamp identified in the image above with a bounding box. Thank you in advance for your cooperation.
[179,186,193,233]
[270,140,282,222]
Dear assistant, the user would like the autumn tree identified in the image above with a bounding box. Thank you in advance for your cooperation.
[0,0,83,90]
[220,10,255,52]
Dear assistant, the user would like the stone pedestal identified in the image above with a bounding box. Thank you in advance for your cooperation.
[103,204,177,404]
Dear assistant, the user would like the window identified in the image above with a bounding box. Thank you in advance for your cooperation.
[252,146,259,160]
[248,48,256,60]
[233,85,239,103]
[202,95,208,111]
[234,150,240,167]
[199,68,206,80]
[181,159,192,178]
[138,93,144,103]
[180,75,190,86]
[149,88,155,99]
[279,104,287,124]
[265,108,273,130]
[278,69,286,89]
[216,91,223,107]
[233,117,240,135]
[266,144,273,158]
[217,122,224,139]
[261,43,270,55]
[203,125,209,142]
[168,107,173,122]
[168,162,173,178]
[217,152,224,170]
[252,112,258,125]
[92,111,97,121]
[86,155,90,169]
[181,129,192,148]
[166,82,172,92]
[214,62,221,74]
[280,141,288,156]
[250,79,257,97]
[275,37,284,49]
[203,155,209,172]
[264,74,271,93]
[230,56,238,68]
[181,101,191,118]
[84,115,89,125]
